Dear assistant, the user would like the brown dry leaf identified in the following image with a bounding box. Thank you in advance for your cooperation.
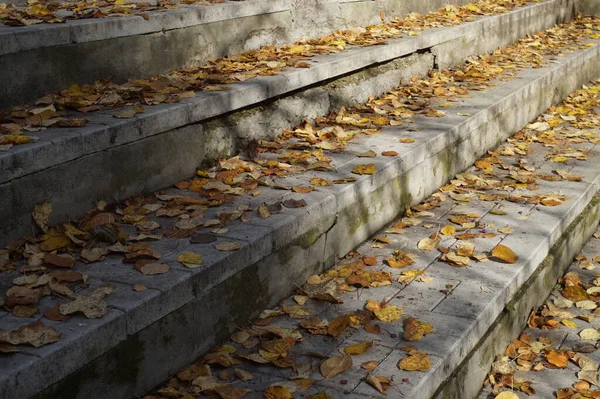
[44,253,75,268]
[292,186,315,194]
[361,360,379,371]
[491,244,518,264]
[2,321,61,348]
[366,375,390,395]
[235,368,253,381]
[138,262,169,275]
[177,252,203,268]
[39,235,70,252]
[132,284,147,292]
[546,350,568,368]
[310,177,332,186]
[403,317,434,341]
[214,386,251,399]
[382,151,398,157]
[320,355,352,379]
[352,164,376,175]
[344,341,374,355]
[264,386,292,399]
[12,305,37,318]
[59,285,115,319]
[443,251,470,267]
[398,138,415,143]
[328,315,350,338]
[258,205,271,219]
[283,199,307,209]
[357,150,377,158]
[364,323,381,334]
[32,201,52,233]
[398,353,431,372]
[216,242,241,251]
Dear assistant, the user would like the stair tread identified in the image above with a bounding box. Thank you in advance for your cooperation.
[0,0,564,184]
[1,17,600,397]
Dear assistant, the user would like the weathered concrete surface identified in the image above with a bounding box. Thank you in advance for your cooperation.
[473,221,600,399]
[202,52,434,161]
[434,198,600,399]
[0,2,580,247]
[0,0,479,107]
[2,38,599,399]
[577,0,600,15]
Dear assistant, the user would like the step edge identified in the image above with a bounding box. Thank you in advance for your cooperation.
[0,0,571,184]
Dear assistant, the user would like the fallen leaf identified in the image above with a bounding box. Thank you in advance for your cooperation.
[344,341,373,355]
[328,315,350,338]
[398,353,431,371]
[580,328,600,340]
[491,244,518,264]
[32,201,52,233]
[366,375,390,395]
[214,386,251,399]
[216,242,241,251]
[352,164,376,175]
[137,262,169,275]
[264,386,292,399]
[546,350,568,367]
[177,252,203,268]
[320,355,352,379]
[403,317,434,341]
[418,236,440,251]
[59,285,115,318]
[440,225,456,236]
[361,360,379,371]
[1,321,60,348]
[373,305,403,322]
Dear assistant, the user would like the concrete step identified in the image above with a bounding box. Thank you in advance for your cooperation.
[140,82,600,398]
[0,0,579,247]
[472,227,600,398]
[1,16,600,399]
[0,0,483,108]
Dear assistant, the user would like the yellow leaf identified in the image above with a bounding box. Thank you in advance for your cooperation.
[440,225,456,236]
[352,164,376,175]
[265,385,293,399]
[177,252,203,268]
[552,155,569,163]
[403,317,433,341]
[310,177,331,186]
[561,319,577,328]
[344,341,374,355]
[374,305,402,322]
[398,353,431,371]
[491,244,518,264]
[494,392,520,399]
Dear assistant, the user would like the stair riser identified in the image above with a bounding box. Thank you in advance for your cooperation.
[578,0,600,15]
[0,0,473,108]
[24,45,600,399]
[433,198,600,399]
[0,0,577,248]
